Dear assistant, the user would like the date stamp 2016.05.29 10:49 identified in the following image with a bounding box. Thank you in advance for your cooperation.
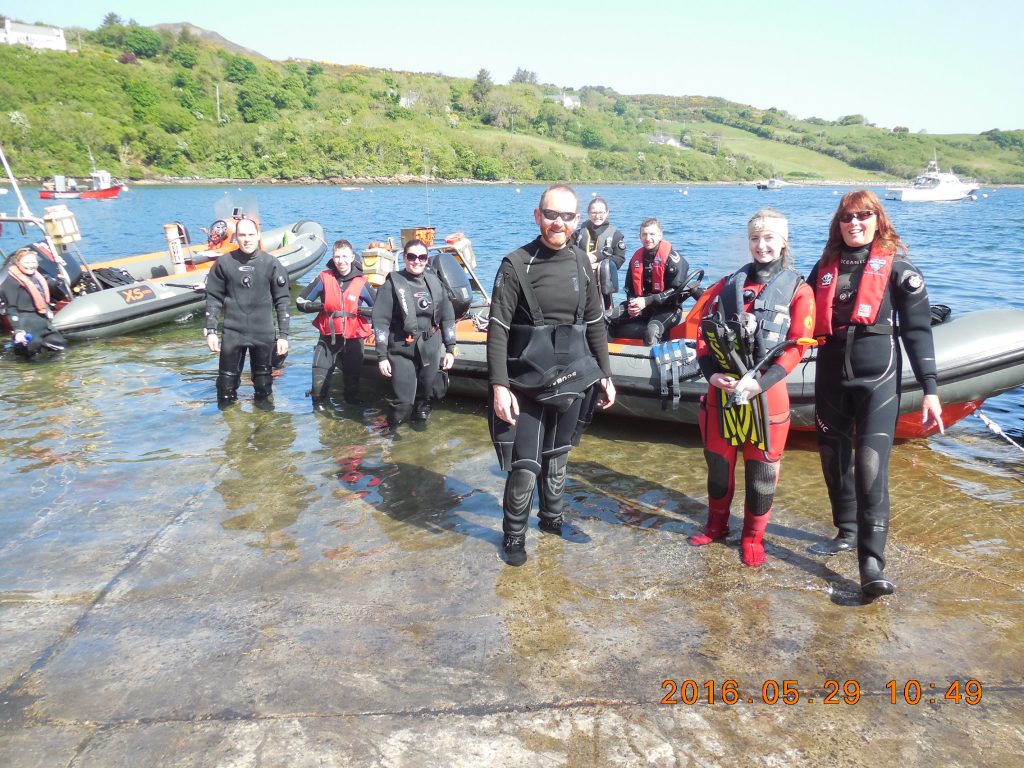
[659,679,983,706]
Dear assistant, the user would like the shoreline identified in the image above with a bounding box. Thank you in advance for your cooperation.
[6,175,1021,189]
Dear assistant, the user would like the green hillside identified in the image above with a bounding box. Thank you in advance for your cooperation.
[1,18,1023,183]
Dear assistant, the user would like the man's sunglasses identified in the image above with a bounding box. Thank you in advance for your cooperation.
[540,209,578,223]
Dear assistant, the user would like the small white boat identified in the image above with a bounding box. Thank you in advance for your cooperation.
[756,178,784,190]
[884,157,979,202]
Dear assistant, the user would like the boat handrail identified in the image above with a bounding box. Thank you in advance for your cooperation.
[0,142,37,221]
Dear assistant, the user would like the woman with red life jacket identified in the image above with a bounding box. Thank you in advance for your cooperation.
[807,191,943,598]
[1,247,67,358]
[607,218,691,344]
[690,209,815,566]
[296,240,376,410]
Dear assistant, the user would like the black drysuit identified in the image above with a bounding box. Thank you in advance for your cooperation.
[204,247,291,402]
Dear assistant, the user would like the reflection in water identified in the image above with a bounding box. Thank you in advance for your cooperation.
[337,449,486,550]
[216,407,315,557]
[496,545,593,681]
[312,406,499,560]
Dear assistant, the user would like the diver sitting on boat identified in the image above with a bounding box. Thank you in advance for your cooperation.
[607,218,692,344]
[571,197,626,310]
[1,247,67,358]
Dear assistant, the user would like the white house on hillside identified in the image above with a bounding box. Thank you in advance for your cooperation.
[545,92,580,111]
[0,20,67,51]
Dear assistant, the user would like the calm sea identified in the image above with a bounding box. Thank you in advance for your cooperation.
[4,183,1022,760]
[1,183,1021,534]
[9,182,1020,429]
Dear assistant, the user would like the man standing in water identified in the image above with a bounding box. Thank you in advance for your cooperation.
[487,184,616,566]
[204,217,291,406]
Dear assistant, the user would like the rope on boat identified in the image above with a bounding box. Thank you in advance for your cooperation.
[975,409,1024,453]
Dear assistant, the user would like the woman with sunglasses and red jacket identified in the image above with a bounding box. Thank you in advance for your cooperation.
[806,190,943,598]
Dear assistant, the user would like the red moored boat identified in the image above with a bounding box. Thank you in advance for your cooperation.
[39,171,124,200]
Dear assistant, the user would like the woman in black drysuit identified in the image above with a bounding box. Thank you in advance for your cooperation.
[807,190,944,598]
[371,238,456,426]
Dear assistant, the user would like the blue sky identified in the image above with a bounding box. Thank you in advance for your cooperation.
[4,0,1021,134]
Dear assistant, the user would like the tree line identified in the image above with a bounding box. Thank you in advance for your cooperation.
[1,15,1022,183]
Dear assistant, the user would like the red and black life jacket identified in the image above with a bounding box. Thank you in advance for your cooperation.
[813,241,895,336]
[629,240,672,295]
[312,270,371,339]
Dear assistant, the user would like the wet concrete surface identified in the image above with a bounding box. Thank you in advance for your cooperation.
[2,385,1023,766]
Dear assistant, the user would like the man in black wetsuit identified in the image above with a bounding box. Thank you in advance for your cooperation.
[488,184,616,566]
[608,218,691,344]
[371,238,456,427]
[204,217,291,406]
[571,197,626,309]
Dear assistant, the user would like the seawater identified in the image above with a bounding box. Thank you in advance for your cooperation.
[11,182,1021,429]
[2,184,1022,527]
[3,183,1022,761]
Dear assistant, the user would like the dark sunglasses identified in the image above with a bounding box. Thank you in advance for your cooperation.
[839,210,876,224]
[405,252,430,262]
[540,208,578,223]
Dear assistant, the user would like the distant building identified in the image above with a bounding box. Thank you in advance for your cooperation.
[648,134,683,148]
[545,92,580,111]
[0,19,67,51]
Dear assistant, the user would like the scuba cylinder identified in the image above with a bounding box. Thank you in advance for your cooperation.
[164,222,190,274]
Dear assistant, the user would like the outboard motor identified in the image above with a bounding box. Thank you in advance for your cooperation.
[207,220,229,249]
[164,222,190,274]
[430,249,473,319]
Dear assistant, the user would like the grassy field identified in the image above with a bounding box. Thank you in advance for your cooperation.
[464,128,591,159]
[669,122,891,180]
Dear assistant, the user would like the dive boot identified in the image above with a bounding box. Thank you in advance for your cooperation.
[740,511,770,567]
[808,533,856,556]
[860,556,895,597]
[538,516,564,535]
[502,534,527,566]
[689,508,730,546]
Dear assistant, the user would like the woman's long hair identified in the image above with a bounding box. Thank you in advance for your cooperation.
[821,189,907,264]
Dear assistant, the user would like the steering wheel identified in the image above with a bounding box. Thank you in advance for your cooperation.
[682,268,705,299]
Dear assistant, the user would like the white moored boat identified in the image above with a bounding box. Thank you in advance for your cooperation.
[884,157,979,202]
